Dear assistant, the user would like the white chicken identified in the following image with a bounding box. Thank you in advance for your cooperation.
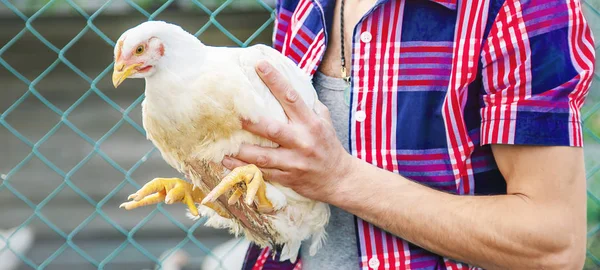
[112,21,330,262]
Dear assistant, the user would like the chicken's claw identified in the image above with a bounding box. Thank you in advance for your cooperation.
[120,177,230,218]
[228,187,244,205]
[127,193,138,201]
[202,164,274,213]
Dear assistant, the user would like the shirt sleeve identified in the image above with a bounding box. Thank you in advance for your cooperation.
[479,0,595,147]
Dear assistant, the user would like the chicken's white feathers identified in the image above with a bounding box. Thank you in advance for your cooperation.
[118,21,330,263]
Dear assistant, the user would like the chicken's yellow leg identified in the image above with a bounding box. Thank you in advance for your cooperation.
[120,177,230,218]
[202,165,274,213]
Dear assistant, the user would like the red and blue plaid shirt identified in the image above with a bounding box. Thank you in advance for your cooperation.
[242,0,596,269]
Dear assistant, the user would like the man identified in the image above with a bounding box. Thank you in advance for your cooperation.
[223,0,595,269]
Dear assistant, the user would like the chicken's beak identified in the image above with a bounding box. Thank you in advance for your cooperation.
[112,62,141,88]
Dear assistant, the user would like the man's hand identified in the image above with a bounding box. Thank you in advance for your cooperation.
[222,60,352,201]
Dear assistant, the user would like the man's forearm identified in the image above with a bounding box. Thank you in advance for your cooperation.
[327,158,585,269]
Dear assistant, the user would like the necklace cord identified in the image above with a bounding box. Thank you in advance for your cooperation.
[340,0,349,82]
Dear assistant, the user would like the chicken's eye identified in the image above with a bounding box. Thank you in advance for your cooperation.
[135,45,145,55]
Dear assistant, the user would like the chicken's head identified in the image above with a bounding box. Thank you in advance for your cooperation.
[112,21,205,88]
[112,23,167,87]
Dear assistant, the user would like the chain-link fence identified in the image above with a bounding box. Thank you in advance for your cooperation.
[0,1,274,269]
[0,0,599,269]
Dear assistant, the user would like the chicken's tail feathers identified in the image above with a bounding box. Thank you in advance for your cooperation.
[278,240,301,264]
[308,227,327,257]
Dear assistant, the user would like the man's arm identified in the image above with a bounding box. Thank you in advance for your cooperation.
[329,144,586,269]
[222,61,588,269]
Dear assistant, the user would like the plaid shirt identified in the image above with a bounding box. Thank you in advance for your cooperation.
[242,0,596,269]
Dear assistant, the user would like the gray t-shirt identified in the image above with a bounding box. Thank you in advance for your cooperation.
[299,71,359,269]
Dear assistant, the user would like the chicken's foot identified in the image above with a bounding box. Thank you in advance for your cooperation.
[120,177,230,218]
[202,164,274,213]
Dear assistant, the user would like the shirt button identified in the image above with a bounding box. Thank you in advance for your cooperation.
[360,31,372,43]
[355,110,366,122]
[368,257,380,269]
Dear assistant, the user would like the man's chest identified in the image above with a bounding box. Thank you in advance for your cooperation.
[318,0,378,78]
[315,0,462,140]
[274,0,462,91]
[272,0,493,185]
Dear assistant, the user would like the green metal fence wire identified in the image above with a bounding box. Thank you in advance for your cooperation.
[0,0,274,269]
[0,0,599,269]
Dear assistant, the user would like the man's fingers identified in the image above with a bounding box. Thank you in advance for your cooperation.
[222,156,247,170]
[259,168,286,182]
[256,60,313,123]
[242,117,300,148]
[314,100,333,125]
[232,144,292,170]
